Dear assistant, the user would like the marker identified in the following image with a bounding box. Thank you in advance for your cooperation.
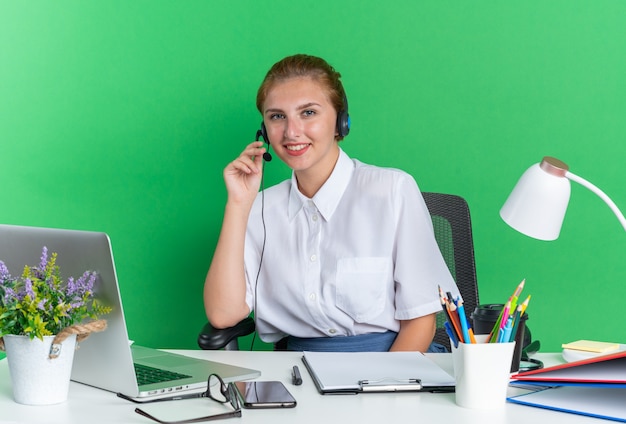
[500,316,513,343]
[292,365,302,385]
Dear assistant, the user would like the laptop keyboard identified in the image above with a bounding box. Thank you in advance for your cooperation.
[134,363,192,386]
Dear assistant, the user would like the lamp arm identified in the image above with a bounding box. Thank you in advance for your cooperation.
[565,171,626,232]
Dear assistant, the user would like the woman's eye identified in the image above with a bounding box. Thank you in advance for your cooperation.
[302,110,316,117]
[269,113,285,120]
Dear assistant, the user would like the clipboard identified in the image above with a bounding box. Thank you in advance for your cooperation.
[301,351,455,394]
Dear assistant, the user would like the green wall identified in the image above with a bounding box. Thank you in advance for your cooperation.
[2,1,625,354]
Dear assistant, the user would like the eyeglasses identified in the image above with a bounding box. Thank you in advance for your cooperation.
[134,374,242,423]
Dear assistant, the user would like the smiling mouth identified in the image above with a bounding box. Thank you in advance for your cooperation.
[285,144,310,152]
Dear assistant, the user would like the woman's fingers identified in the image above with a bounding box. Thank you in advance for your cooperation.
[231,142,266,174]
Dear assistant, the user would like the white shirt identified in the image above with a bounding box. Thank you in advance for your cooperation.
[244,149,459,343]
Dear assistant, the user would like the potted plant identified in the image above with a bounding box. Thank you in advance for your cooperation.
[0,246,111,405]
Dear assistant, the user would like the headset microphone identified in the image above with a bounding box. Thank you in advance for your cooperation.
[256,123,272,162]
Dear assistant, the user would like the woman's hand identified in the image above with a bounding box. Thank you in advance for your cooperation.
[224,141,267,206]
[205,141,266,327]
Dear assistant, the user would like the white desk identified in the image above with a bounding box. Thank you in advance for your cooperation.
[0,350,599,424]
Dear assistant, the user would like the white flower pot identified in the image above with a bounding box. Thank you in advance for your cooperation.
[3,334,77,405]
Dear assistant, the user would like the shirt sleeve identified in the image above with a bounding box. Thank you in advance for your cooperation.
[391,174,460,320]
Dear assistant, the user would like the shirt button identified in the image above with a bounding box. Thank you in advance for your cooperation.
[309,293,316,301]
[328,329,337,334]
[312,214,318,222]
[310,254,317,262]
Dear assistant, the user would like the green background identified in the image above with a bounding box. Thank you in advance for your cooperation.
[1,1,625,356]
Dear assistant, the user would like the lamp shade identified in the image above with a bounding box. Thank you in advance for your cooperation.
[500,158,571,241]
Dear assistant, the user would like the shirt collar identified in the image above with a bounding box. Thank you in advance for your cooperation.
[287,148,355,221]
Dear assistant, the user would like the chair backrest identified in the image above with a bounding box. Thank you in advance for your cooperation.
[422,192,479,350]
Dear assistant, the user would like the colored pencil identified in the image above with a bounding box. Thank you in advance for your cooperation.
[490,279,525,343]
[468,328,477,344]
[520,295,531,315]
[456,299,471,344]
[444,321,459,348]
[446,298,464,343]
[508,305,522,343]
[500,300,511,330]
[439,286,463,343]
[509,278,525,312]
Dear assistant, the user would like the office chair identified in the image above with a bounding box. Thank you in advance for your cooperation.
[198,192,479,351]
[422,192,479,350]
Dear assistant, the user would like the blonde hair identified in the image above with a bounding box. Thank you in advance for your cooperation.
[256,54,348,140]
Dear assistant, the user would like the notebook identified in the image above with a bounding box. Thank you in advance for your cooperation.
[508,386,626,422]
[512,349,626,384]
[0,224,261,400]
[507,350,626,422]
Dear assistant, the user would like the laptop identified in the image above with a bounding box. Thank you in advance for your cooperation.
[0,224,261,400]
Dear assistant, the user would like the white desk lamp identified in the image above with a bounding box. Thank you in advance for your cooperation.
[500,156,626,240]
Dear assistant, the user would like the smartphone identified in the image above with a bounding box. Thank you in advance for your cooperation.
[233,381,297,409]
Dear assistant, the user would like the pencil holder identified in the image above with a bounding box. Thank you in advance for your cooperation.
[451,337,516,410]
[471,304,528,372]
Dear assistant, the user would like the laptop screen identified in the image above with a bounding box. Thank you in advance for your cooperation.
[0,224,260,399]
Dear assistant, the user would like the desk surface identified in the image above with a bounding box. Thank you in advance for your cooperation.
[0,350,600,424]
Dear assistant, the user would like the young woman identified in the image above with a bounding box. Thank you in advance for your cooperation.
[204,54,459,352]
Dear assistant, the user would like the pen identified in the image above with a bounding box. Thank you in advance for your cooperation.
[292,365,302,385]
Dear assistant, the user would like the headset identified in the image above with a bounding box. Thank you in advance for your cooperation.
[336,92,351,139]
[256,92,351,162]
[255,127,273,162]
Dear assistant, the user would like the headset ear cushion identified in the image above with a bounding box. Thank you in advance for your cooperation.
[336,92,350,138]
[337,111,350,137]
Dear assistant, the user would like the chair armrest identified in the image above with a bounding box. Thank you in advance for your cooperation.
[197,317,256,350]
